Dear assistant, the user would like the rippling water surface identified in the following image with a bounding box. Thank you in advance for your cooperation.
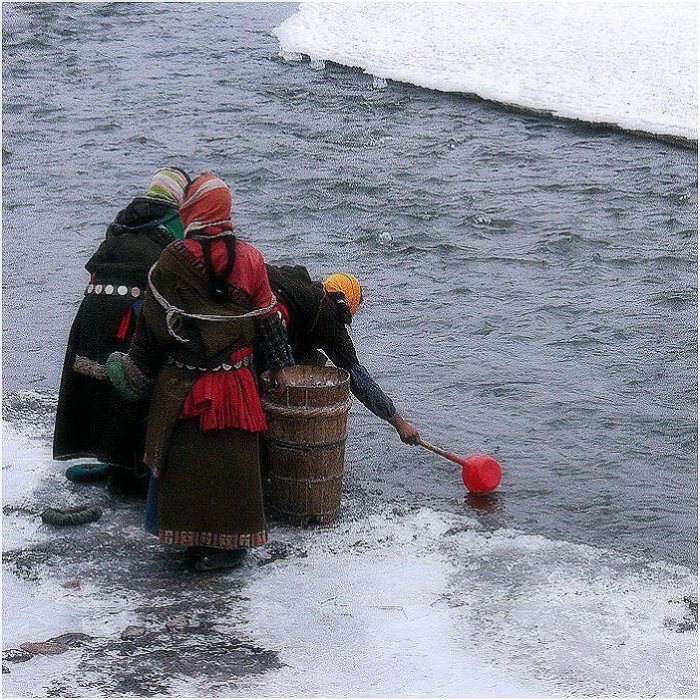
[3,3,697,571]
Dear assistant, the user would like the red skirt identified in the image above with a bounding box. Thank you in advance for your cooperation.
[179,346,268,433]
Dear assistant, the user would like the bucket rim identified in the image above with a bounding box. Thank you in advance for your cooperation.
[261,364,350,390]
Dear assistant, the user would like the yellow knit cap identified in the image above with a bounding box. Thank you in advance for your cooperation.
[323,272,363,316]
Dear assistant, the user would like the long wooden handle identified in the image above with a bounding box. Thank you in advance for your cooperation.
[417,438,461,465]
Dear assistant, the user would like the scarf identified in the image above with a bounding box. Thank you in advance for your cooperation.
[144,167,190,206]
[180,173,234,236]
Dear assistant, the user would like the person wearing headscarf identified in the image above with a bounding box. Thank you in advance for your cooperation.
[264,265,420,445]
[107,173,291,572]
[53,167,190,492]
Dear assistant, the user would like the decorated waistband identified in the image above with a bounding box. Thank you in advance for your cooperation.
[166,353,252,372]
[85,283,142,298]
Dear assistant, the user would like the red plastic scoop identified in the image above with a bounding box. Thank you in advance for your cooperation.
[417,438,502,494]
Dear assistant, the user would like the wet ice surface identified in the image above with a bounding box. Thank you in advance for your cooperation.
[2,392,697,697]
[2,405,285,697]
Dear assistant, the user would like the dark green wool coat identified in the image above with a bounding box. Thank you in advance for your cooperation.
[53,197,180,470]
[126,240,281,548]
[131,240,258,474]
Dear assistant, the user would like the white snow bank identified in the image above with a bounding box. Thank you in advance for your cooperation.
[239,510,536,697]
[239,509,697,697]
[2,420,56,550]
[274,2,697,142]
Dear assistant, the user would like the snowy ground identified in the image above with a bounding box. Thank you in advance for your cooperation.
[274,2,697,143]
[2,395,697,697]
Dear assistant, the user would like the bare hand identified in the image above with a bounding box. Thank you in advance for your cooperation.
[390,414,420,445]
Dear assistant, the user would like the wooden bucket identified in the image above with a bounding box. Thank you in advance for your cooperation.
[261,366,351,525]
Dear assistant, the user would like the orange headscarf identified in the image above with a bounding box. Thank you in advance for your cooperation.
[323,272,363,316]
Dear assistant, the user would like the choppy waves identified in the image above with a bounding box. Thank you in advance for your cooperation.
[274,2,697,144]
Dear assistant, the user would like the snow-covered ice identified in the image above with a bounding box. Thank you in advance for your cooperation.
[274,2,697,142]
[3,414,697,696]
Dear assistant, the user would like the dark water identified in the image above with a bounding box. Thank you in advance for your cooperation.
[3,3,697,568]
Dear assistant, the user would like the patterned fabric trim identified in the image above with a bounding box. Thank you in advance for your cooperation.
[73,355,107,380]
[159,529,268,549]
[170,238,206,273]
[123,353,154,395]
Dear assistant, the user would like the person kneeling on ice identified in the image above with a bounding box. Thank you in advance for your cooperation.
[53,167,190,493]
[265,265,420,445]
[107,173,291,572]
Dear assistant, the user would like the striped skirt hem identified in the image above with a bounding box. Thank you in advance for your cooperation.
[159,529,267,549]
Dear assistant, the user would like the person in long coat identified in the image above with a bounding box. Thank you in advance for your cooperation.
[53,168,190,490]
[108,173,291,571]
[265,265,420,445]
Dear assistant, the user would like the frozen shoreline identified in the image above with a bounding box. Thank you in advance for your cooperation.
[274,2,697,146]
[2,411,697,697]
[1,421,534,697]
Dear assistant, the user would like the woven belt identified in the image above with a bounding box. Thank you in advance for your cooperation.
[166,354,252,372]
[85,283,142,298]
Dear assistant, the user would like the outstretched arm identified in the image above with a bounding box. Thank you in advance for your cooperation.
[322,324,420,445]
[348,365,420,444]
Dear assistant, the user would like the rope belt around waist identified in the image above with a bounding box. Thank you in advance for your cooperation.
[166,354,252,372]
[85,283,142,298]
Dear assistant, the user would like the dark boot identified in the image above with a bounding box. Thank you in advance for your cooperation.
[192,547,247,572]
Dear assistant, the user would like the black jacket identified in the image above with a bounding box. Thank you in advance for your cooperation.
[53,197,178,467]
[266,264,359,368]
